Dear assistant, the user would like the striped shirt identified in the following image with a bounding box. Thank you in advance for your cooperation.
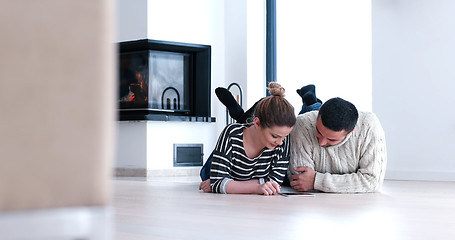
[210,123,291,193]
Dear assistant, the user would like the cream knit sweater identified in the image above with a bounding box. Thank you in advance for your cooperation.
[288,111,387,193]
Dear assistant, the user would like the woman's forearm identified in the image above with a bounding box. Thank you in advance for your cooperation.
[225,179,260,194]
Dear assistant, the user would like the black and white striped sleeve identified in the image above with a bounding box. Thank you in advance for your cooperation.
[210,125,235,193]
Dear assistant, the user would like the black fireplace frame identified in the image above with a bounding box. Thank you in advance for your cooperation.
[118,39,215,122]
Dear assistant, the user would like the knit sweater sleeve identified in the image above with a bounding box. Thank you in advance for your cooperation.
[288,114,317,176]
[314,112,387,193]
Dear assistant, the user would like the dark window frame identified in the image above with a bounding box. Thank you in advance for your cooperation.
[266,0,276,96]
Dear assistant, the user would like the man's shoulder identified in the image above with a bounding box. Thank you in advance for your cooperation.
[297,110,318,122]
[356,111,384,133]
[359,111,377,118]
[358,111,381,125]
[292,111,317,137]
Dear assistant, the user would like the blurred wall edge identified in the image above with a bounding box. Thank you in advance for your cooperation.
[0,0,116,211]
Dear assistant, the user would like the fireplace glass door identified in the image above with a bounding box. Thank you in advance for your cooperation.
[118,39,212,122]
[119,50,191,114]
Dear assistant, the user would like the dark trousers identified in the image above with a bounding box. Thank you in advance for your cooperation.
[200,152,213,181]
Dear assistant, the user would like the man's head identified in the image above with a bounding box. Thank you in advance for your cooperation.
[316,97,358,147]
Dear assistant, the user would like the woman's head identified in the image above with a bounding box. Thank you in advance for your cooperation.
[254,82,296,129]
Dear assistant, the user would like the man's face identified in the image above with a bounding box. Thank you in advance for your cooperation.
[315,116,348,147]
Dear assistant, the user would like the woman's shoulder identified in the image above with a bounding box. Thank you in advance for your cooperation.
[225,122,250,130]
[223,122,251,135]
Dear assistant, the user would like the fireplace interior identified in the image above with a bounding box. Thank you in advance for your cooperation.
[118,39,215,122]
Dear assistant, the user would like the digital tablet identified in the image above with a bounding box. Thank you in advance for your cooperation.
[279,192,315,197]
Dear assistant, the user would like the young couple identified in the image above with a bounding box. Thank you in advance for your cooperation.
[199,83,387,195]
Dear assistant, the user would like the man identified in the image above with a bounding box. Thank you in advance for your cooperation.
[288,97,387,193]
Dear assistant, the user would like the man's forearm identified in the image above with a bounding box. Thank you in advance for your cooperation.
[314,171,382,193]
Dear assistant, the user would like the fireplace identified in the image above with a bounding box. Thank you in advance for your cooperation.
[118,39,215,122]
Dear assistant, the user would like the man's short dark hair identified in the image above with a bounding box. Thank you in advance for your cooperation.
[318,97,358,133]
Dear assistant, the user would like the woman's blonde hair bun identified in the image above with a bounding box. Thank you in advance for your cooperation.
[268,82,285,97]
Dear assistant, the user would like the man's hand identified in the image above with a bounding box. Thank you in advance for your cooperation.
[290,166,316,192]
[199,179,212,192]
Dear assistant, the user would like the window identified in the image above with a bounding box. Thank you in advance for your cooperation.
[268,1,372,112]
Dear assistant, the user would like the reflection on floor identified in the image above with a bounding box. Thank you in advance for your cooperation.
[2,177,454,240]
[113,178,455,240]
[0,206,112,240]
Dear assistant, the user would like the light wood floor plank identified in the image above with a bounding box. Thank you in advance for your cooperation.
[113,178,455,240]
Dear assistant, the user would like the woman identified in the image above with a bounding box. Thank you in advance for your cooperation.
[199,83,296,195]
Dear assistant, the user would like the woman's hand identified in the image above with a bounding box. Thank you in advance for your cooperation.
[257,181,281,196]
[199,179,212,192]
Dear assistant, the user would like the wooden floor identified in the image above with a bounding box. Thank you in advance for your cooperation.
[113,177,455,240]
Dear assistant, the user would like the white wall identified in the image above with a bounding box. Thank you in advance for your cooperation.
[145,0,225,173]
[116,0,260,174]
[373,0,455,181]
[116,122,147,169]
[224,0,248,110]
[116,0,147,41]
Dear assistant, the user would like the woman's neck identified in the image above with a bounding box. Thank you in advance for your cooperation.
[243,125,265,159]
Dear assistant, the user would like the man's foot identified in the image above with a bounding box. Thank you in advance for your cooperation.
[303,92,317,105]
[296,84,316,99]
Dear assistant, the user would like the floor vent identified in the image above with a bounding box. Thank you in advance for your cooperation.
[173,144,203,167]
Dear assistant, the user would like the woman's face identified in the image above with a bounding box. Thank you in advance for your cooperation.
[258,124,293,149]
